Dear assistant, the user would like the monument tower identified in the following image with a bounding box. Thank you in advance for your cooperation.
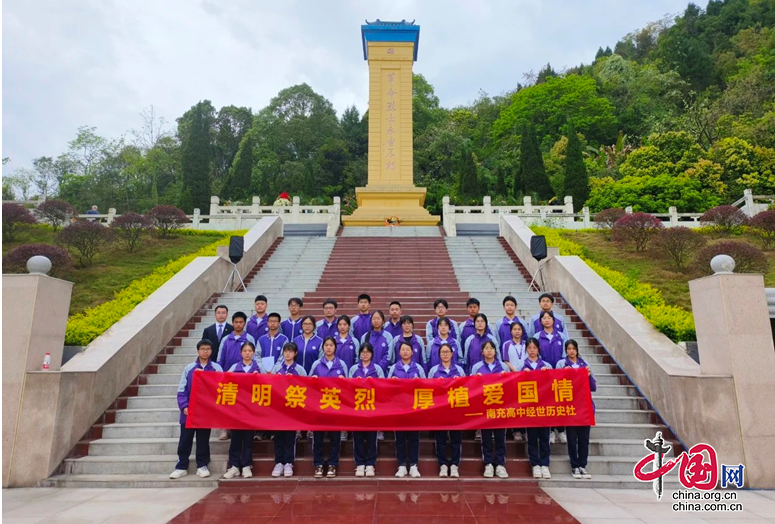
[342,20,439,226]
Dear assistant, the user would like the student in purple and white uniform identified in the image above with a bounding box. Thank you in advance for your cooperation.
[425,299,459,344]
[293,315,324,375]
[495,295,528,353]
[528,293,566,337]
[169,340,223,480]
[351,293,373,342]
[522,337,553,480]
[463,313,500,374]
[309,337,349,478]
[556,339,596,480]
[536,310,569,444]
[459,298,498,348]
[223,342,265,479]
[426,317,463,372]
[281,297,304,341]
[315,298,339,340]
[246,295,269,342]
[428,342,466,478]
[470,340,510,479]
[216,312,255,441]
[257,312,288,366]
[388,341,426,478]
[385,301,404,340]
[503,320,528,442]
[270,342,307,477]
[360,310,394,373]
[390,315,425,368]
[349,342,384,478]
[335,315,359,443]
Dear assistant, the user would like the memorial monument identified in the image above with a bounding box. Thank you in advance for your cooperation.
[342,20,439,226]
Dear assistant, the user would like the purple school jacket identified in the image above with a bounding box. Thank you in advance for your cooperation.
[392,334,425,367]
[537,329,567,368]
[293,334,324,374]
[349,362,384,379]
[217,332,256,372]
[177,359,223,425]
[384,319,403,340]
[428,363,466,379]
[361,330,393,372]
[426,336,463,371]
[335,335,359,369]
[521,358,552,371]
[258,332,289,361]
[281,318,303,341]
[228,360,263,374]
[463,332,499,371]
[351,313,373,342]
[496,316,528,349]
[316,318,339,340]
[246,314,269,341]
[459,318,496,349]
[309,357,349,378]
[388,361,426,379]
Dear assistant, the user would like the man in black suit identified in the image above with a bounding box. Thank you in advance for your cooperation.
[202,305,233,363]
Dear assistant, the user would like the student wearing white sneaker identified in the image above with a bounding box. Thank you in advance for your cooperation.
[349,343,383,478]
[223,342,264,479]
[556,339,596,480]
[521,338,553,480]
[169,340,223,480]
[388,341,426,478]
[471,340,510,479]
[270,342,307,478]
[428,343,465,478]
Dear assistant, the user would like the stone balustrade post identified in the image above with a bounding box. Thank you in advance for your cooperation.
[210,196,220,216]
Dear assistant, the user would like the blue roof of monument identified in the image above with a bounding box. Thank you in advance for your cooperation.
[361,19,420,61]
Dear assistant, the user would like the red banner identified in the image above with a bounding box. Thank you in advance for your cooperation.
[186,369,595,431]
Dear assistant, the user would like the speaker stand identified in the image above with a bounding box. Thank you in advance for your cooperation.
[223,263,247,293]
[528,259,548,292]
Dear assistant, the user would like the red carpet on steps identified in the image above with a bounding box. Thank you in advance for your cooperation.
[166,481,580,523]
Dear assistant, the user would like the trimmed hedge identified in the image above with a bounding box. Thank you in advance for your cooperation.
[65,230,247,346]
[531,227,696,341]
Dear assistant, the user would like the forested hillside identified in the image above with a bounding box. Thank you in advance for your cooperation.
[5,0,774,216]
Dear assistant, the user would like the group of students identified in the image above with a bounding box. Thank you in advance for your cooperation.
[170,293,597,481]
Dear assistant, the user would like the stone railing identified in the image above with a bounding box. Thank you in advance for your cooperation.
[500,214,775,488]
[443,189,773,236]
[70,195,342,236]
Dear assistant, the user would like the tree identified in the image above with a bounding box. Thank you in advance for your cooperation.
[36,199,77,231]
[519,124,553,200]
[2,203,36,241]
[146,205,188,238]
[749,211,775,250]
[340,106,368,158]
[612,212,663,251]
[413,73,446,137]
[222,129,256,200]
[3,244,73,278]
[178,103,212,212]
[457,143,479,202]
[32,156,58,198]
[213,105,253,183]
[130,105,168,151]
[653,227,706,271]
[492,75,617,145]
[111,212,152,251]
[5,168,35,200]
[562,122,589,211]
[55,221,113,267]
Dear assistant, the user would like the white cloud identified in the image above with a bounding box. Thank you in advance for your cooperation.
[2,0,688,169]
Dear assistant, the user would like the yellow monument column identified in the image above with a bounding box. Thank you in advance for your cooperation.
[343,20,439,226]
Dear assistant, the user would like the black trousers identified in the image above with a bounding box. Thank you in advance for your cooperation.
[176,425,211,470]
[395,431,420,466]
[566,426,591,469]
[353,431,378,466]
[435,430,462,466]
[228,430,255,469]
[527,427,551,467]
[481,429,506,466]
[274,431,296,464]
[313,431,341,467]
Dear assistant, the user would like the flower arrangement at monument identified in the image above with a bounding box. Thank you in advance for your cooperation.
[385,216,401,226]
[273,192,292,207]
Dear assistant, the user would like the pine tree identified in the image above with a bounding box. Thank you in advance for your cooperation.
[563,121,589,212]
[179,103,212,212]
[521,124,554,200]
[495,163,507,197]
[223,129,255,200]
[457,143,479,202]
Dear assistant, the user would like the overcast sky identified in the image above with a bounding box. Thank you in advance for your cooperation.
[3,0,691,171]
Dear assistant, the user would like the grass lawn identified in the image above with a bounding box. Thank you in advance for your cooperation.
[3,226,221,315]
[561,230,775,311]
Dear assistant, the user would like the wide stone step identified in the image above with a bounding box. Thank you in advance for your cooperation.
[40,473,218,488]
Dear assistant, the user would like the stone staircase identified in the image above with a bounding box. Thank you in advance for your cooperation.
[42,230,682,489]
[446,236,683,488]
[42,236,335,488]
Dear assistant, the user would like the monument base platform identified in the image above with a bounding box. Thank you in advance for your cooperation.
[342,186,439,226]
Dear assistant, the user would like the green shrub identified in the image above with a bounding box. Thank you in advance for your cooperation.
[531,226,696,341]
[64,232,244,345]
